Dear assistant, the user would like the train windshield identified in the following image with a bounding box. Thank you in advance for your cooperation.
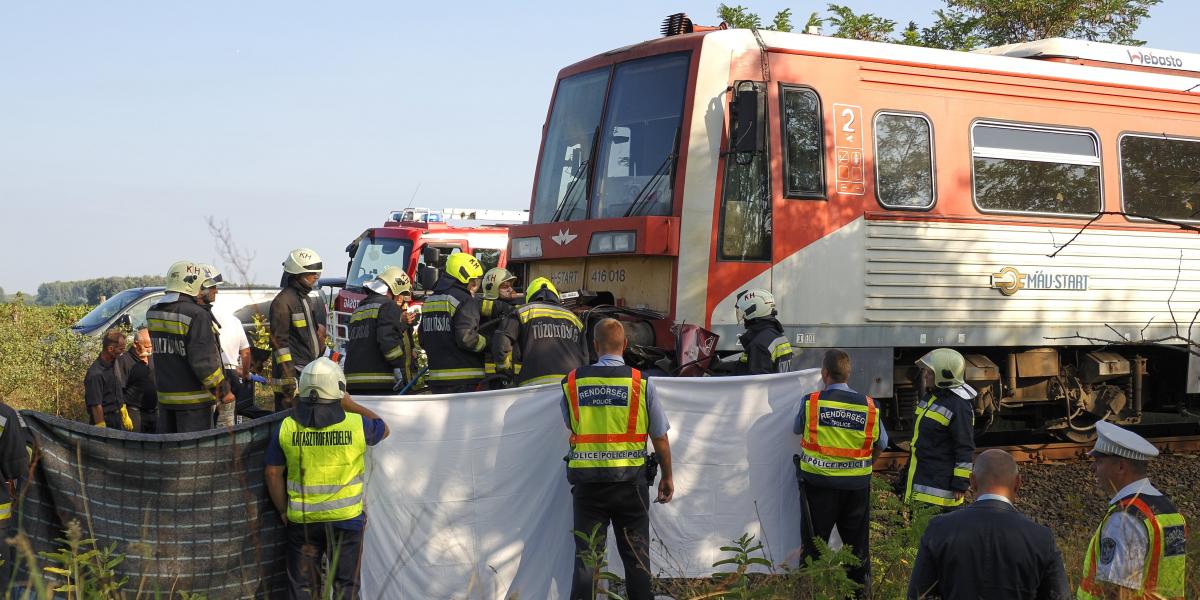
[532,53,690,223]
[347,237,412,288]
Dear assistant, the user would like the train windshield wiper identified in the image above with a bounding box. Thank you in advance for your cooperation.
[624,126,681,218]
[552,127,600,223]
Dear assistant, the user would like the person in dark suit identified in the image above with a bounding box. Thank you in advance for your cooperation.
[908,449,1070,600]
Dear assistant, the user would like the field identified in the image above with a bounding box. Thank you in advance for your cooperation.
[0,302,95,421]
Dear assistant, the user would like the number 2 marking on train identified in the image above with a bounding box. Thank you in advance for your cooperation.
[840,108,855,132]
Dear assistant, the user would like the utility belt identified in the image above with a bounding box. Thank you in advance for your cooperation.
[563,451,659,487]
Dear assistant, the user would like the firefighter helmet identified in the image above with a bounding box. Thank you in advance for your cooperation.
[165,261,205,297]
[917,348,967,389]
[376,266,412,297]
[445,252,484,285]
[482,268,517,300]
[282,248,323,275]
[525,277,559,303]
[197,263,224,289]
[298,357,346,404]
[734,288,776,324]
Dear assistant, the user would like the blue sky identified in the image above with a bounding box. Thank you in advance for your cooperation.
[1,1,1194,294]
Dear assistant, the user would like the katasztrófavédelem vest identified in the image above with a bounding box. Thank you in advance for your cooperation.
[279,413,367,523]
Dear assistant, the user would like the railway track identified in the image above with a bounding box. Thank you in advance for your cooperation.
[874,434,1200,472]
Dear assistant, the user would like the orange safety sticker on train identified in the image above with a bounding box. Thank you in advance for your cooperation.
[832,103,865,195]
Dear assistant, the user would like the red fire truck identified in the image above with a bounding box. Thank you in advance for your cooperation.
[505,15,1200,436]
[331,207,527,350]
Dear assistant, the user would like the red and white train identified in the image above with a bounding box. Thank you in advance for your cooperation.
[505,17,1200,437]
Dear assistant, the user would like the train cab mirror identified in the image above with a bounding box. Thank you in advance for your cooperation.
[729,81,765,156]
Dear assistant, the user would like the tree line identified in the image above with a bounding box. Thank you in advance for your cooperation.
[30,276,167,306]
[718,0,1160,49]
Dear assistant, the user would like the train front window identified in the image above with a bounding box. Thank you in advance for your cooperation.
[531,68,609,224]
[971,122,1101,216]
[1120,134,1200,221]
[348,238,412,288]
[591,53,690,219]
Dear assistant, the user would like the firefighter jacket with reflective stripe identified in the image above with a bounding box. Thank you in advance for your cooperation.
[419,278,487,387]
[479,298,517,375]
[563,365,649,484]
[495,301,587,387]
[269,281,324,387]
[279,412,367,524]
[1078,493,1187,600]
[902,388,975,507]
[0,403,29,523]
[798,389,879,490]
[148,298,224,409]
[737,317,795,375]
[344,292,415,393]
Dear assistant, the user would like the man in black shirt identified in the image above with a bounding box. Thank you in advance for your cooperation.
[116,327,157,433]
[84,329,132,430]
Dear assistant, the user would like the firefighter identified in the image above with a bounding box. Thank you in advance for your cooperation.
[564,318,673,600]
[147,261,231,433]
[197,264,242,428]
[1078,421,1187,599]
[270,248,326,410]
[419,252,487,394]
[899,348,976,511]
[477,267,519,383]
[0,398,30,590]
[733,288,795,374]
[344,266,417,394]
[794,349,887,598]
[494,277,587,387]
[264,357,390,600]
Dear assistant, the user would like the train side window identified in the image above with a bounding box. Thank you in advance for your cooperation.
[874,112,935,209]
[971,122,1101,216]
[1120,134,1200,221]
[780,86,825,198]
[719,81,771,261]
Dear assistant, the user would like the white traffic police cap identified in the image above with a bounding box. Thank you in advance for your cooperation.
[1089,421,1160,461]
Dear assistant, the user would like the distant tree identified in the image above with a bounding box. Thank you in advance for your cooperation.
[35,276,167,306]
[0,287,5,303]
[716,0,1160,49]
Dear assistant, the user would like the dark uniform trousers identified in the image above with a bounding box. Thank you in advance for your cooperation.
[157,407,212,434]
[571,481,652,600]
[286,522,364,600]
[800,484,872,596]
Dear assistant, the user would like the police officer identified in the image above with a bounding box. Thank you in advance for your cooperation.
[899,348,976,510]
[564,318,673,600]
[147,261,230,433]
[419,253,487,393]
[477,268,519,383]
[733,289,794,374]
[1078,421,1187,599]
[794,349,887,598]
[344,266,417,394]
[270,248,326,410]
[494,277,587,387]
[264,358,390,600]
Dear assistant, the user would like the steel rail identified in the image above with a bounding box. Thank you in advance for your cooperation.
[873,434,1200,472]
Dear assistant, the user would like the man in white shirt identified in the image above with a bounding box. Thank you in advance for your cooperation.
[198,264,251,428]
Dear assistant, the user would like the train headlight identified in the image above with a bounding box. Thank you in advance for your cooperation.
[511,237,543,259]
[588,231,636,254]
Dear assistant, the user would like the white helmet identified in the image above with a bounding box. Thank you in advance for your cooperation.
[197,263,224,289]
[165,261,205,297]
[373,266,413,297]
[734,288,776,324]
[282,248,323,276]
[481,268,517,300]
[298,357,346,404]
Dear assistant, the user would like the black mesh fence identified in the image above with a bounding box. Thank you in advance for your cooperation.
[16,411,288,598]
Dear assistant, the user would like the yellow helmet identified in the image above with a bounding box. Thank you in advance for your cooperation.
[376,266,412,297]
[298,357,346,403]
[196,263,224,289]
[164,261,204,297]
[525,276,559,303]
[282,248,323,275]
[917,348,966,389]
[445,252,484,285]
[481,268,517,300]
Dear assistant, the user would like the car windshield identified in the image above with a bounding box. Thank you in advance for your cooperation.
[531,53,690,224]
[72,288,147,330]
[348,237,413,288]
